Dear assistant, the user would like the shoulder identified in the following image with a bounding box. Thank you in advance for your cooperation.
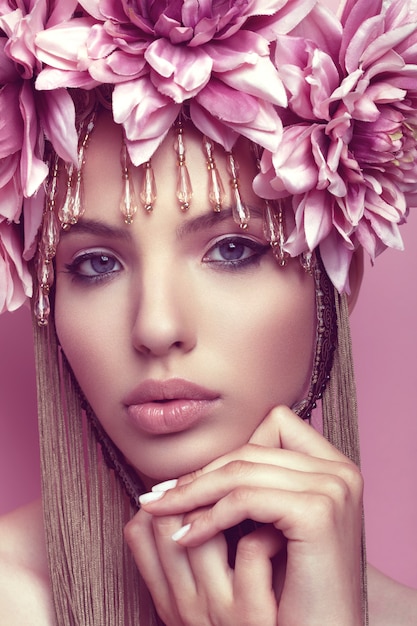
[0,500,54,626]
[368,564,417,626]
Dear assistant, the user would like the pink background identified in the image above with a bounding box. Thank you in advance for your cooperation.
[1,216,416,588]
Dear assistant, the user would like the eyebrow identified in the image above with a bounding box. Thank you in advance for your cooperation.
[176,205,265,239]
[60,218,133,242]
[59,205,265,241]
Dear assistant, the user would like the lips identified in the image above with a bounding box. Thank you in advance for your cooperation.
[123,378,221,435]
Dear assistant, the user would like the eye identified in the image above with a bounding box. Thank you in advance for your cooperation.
[65,251,122,282]
[203,236,269,268]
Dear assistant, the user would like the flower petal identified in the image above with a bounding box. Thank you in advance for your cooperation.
[220,56,287,107]
[146,38,212,101]
[35,17,95,70]
[38,88,78,164]
[0,83,24,158]
[319,228,354,294]
[0,157,21,222]
[270,125,319,194]
[0,220,32,313]
[19,81,48,198]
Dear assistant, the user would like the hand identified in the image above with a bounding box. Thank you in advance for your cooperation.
[125,406,364,626]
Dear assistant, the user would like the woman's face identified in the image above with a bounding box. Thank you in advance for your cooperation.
[54,113,316,486]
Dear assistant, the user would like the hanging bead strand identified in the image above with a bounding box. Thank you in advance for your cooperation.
[140,161,157,212]
[35,156,61,326]
[203,136,226,213]
[227,152,250,229]
[58,162,74,228]
[252,142,288,264]
[120,141,138,224]
[36,110,97,326]
[174,120,193,211]
[263,201,288,266]
[72,113,95,224]
[58,111,96,230]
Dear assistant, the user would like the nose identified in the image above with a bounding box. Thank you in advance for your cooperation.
[131,262,196,357]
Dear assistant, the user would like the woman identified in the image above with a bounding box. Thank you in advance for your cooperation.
[0,0,417,624]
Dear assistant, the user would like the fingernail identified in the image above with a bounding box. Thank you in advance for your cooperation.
[152,478,178,492]
[139,491,165,505]
[172,523,191,542]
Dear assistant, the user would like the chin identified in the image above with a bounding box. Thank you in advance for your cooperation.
[130,437,229,486]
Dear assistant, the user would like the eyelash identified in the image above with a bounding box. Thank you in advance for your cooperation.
[64,251,122,284]
[64,236,269,284]
[203,236,270,269]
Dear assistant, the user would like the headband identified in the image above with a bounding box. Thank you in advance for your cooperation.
[1,0,416,313]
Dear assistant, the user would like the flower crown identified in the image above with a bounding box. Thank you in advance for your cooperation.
[1,0,416,314]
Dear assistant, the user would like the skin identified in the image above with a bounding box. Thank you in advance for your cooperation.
[52,112,364,625]
[54,113,317,485]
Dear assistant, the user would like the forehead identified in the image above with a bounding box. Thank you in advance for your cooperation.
[80,111,263,223]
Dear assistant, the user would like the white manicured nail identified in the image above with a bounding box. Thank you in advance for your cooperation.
[172,523,191,542]
[152,478,178,492]
[139,491,165,505]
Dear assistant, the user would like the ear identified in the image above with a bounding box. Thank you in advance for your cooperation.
[347,248,364,313]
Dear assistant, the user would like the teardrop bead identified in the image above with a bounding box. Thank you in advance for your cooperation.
[263,201,288,266]
[42,210,60,259]
[208,167,226,212]
[140,161,157,212]
[58,164,74,227]
[176,164,193,211]
[204,137,225,212]
[263,201,280,244]
[231,186,250,229]
[227,152,250,228]
[38,259,54,291]
[68,173,84,224]
[35,287,50,327]
[120,171,138,224]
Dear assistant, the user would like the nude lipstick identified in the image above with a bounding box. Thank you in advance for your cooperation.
[124,378,220,435]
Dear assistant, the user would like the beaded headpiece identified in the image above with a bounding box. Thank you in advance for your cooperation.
[1,0,416,316]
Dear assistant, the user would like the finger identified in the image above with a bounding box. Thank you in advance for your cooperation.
[184,529,232,598]
[171,485,355,547]
[249,405,351,463]
[233,525,283,624]
[140,455,361,518]
[151,513,197,597]
[152,511,237,624]
[175,407,351,489]
[124,509,173,616]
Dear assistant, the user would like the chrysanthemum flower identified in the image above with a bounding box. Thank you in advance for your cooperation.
[0,0,79,312]
[254,0,417,292]
[35,0,316,164]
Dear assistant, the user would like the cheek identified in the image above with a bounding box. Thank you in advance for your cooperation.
[243,292,315,402]
[54,286,125,403]
[264,304,315,396]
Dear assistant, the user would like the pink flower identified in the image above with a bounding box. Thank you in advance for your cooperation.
[0,219,32,313]
[254,0,417,292]
[0,0,80,311]
[36,0,316,164]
